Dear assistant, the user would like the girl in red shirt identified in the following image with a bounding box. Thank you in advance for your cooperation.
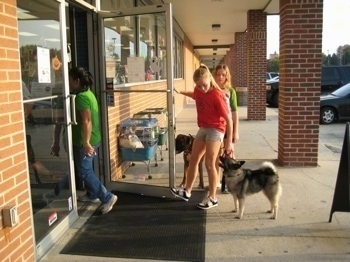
[172,64,233,209]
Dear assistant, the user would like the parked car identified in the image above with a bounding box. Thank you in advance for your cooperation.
[320,82,350,124]
[30,100,55,125]
[266,66,350,108]
[266,78,280,107]
[266,72,279,80]
[321,65,350,94]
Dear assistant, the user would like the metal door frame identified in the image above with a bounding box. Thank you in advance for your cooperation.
[97,4,176,198]
[34,1,81,259]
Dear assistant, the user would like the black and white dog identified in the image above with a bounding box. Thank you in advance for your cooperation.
[218,157,282,219]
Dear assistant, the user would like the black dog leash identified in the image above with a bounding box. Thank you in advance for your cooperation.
[220,151,232,192]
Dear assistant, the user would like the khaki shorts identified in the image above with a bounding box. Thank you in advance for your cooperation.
[195,127,224,142]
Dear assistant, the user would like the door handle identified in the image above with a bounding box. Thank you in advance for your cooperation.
[69,94,77,125]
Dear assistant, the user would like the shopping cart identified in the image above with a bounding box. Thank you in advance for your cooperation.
[133,108,168,160]
[119,118,159,179]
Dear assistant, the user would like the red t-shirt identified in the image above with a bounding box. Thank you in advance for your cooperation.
[192,87,229,133]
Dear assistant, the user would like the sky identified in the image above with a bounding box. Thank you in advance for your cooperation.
[266,0,350,57]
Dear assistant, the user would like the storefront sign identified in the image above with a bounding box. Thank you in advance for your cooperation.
[106,57,116,78]
[48,211,57,226]
[127,57,145,83]
[37,46,51,83]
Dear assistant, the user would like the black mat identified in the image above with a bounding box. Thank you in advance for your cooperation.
[61,191,206,261]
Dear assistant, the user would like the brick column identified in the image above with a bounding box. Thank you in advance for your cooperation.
[223,50,230,70]
[247,10,266,119]
[0,0,35,260]
[234,32,248,105]
[278,0,323,166]
[228,44,235,87]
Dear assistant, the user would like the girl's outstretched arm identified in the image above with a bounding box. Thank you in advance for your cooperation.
[174,88,194,98]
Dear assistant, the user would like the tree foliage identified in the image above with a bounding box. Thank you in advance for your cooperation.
[268,44,350,70]
[323,44,350,65]
[267,56,279,72]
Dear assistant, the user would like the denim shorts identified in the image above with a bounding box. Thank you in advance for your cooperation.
[195,127,224,142]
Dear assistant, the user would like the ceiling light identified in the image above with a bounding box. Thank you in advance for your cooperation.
[212,24,221,31]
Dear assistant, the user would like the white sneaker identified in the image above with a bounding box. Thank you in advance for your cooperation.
[197,196,218,210]
[169,188,191,201]
[78,194,100,203]
[101,194,118,214]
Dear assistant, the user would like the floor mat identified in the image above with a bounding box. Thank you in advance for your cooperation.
[61,191,206,261]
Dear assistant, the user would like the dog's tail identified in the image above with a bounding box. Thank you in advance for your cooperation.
[260,161,278,175]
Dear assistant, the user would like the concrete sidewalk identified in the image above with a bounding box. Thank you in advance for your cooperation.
[202,105,349,261]
[41,105,350,262]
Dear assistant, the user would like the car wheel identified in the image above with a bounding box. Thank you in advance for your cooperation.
[320,106,336,124]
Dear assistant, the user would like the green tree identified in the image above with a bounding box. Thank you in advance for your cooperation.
[343,51,350,65]
[267,56,279,72]
[322,53,330,65]
[342,45,350,65]
[329,54,340,65]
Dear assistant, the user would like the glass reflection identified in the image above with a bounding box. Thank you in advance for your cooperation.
[18,0,72,242]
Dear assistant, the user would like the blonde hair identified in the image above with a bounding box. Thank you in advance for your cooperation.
[193,64,220,90]
[213,64,232,89]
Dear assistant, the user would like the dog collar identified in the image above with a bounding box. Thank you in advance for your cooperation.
[226,173,240,178]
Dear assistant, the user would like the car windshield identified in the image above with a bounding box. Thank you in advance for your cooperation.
[331,83,350,97]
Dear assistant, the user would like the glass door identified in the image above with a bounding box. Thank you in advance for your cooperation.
[17,0,78,257]
[98,4,176,197]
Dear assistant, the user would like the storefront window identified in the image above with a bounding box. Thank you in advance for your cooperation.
[104,11,167,84]
[101,0,184,83]
[173,35,183,78]
[101,0,134,10]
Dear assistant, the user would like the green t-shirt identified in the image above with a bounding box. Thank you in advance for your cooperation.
[72,88,101,146]
[229,87,238,112]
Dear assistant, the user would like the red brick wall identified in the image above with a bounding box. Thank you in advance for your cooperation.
[223,50,230,71]
[233,32,248,106]
[234,32,247,88]
[222,45,237,96]
[228,45,235,88]
[247,10,267,119]
[278,0,323,166]
[0,0,36,260]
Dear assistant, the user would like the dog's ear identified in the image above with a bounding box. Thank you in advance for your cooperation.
[238,160,245,167]
[218,156,228,169]
[218,162,225,169]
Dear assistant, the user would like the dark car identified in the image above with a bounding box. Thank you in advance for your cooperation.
[266,78,279,107]
[321,65,350,94]
[320,82,350,124]
[267,72,279,80]
[266,66,350,108]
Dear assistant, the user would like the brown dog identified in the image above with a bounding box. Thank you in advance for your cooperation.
[175,134,204,188]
